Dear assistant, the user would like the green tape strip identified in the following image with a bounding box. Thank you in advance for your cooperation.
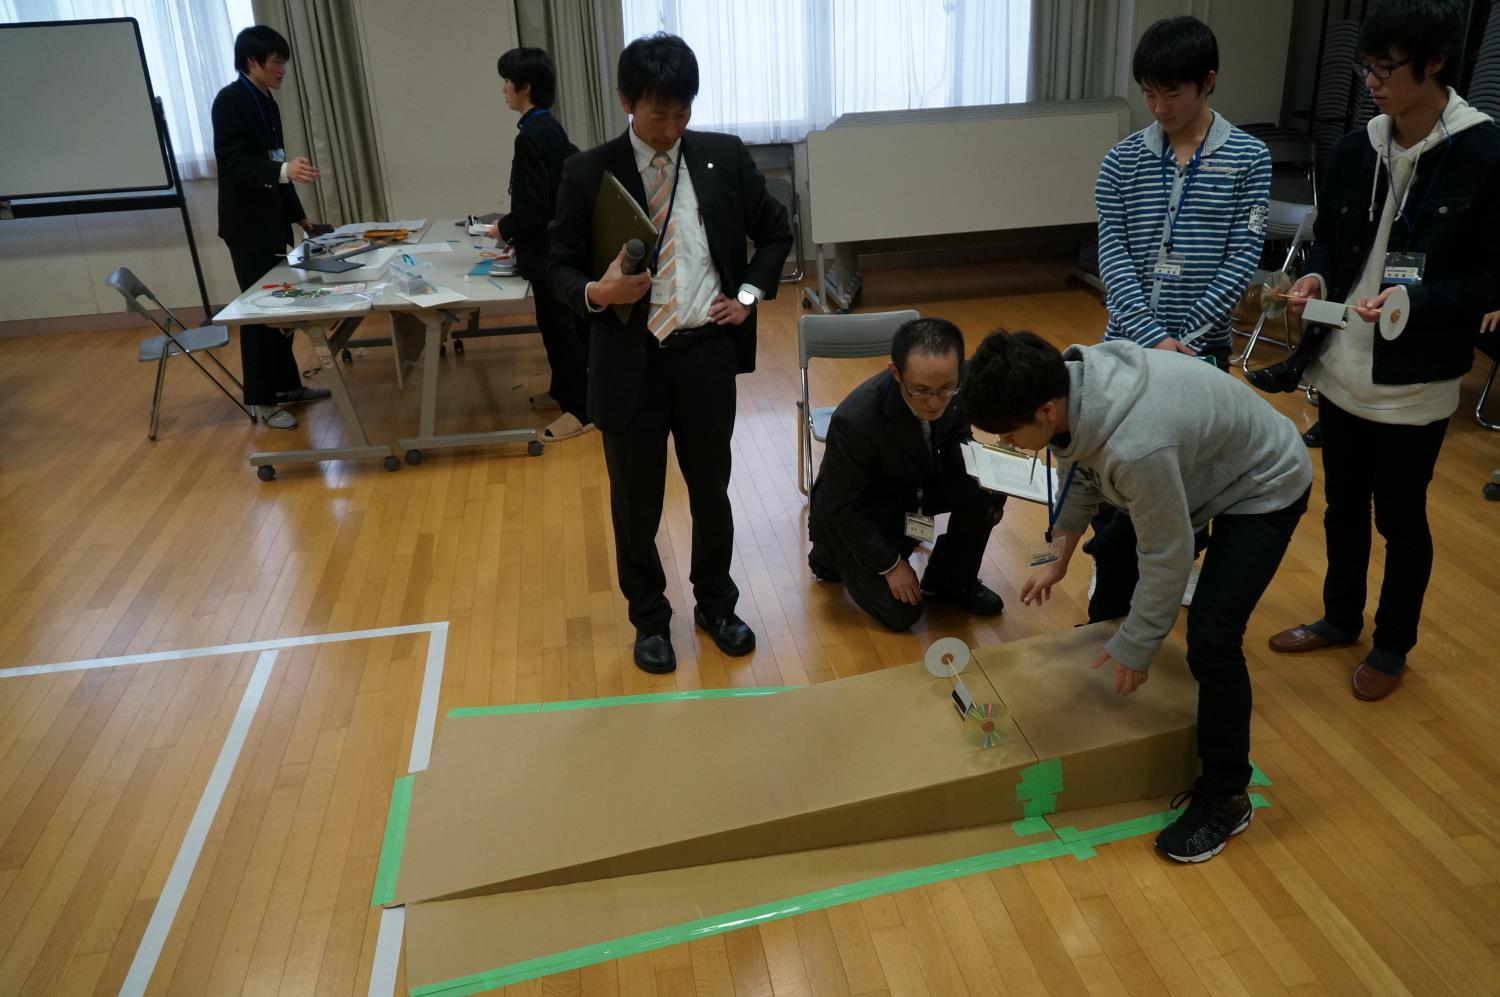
[1054,793,1274,848]
[447,686,795,718]
[1015,757,1063,802]
[1022,795,1057,819]
[1010,816,1052,837]
[370,774,415,908]
[1250,761,1273,787]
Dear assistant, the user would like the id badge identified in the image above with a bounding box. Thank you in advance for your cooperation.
[1152,261,1183,281]
[269,147,287,163]
[1382,251,1426,286]
[650,276,672,306]
[1028,537,1064,567]
[904,513,935,543]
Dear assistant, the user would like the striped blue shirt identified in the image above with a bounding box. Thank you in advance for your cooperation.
[1095,113,1271,349]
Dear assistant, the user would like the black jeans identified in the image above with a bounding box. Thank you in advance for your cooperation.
[1087,489,1310,797]
[531,281,589,422]
[601,332,738,634]
[824,476,1006,632]
[1319,396,1449,667]
[227,244,302,406]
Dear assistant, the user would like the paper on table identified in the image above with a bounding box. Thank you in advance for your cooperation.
[398,286,468,308]
[962,441,1059,505]
[332,219,429,238]
[401,243,454,255]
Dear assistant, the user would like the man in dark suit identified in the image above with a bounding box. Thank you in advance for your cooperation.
[808,318,1007,631]
[212,25,325,431]
[489,47,588,442]
[548,33,792,674]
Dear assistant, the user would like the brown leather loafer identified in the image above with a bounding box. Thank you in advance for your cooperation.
[1352,661,1401,701]
[1268,625,1352,654]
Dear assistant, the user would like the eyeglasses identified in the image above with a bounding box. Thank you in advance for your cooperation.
[898,378,960,401]
[1353,57,1411,82]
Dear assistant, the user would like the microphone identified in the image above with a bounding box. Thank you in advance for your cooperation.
[620,238,646,275]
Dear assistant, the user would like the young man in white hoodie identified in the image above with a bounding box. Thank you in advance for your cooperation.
[1253,0,1500,701]
[965,331,1312,863]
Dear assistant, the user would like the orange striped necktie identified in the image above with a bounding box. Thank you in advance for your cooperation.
[645,151,679,340]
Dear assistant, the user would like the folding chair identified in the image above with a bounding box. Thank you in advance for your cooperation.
[1477,328,1500,431]
[1235,202,1317,369]
[105,265,254,440]
[797,309,918,495]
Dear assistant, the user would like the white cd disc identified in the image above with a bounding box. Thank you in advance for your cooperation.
[1378,284,1410,341]
[924,637,972,678]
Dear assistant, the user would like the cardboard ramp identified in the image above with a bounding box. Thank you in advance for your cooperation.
[392,622,1202,993]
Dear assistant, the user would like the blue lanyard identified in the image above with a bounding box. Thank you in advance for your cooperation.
[518,107,552,127]
[649,152,684,271]
[238,75,278,146]
[1159,133,1207,253]
[1043,451,1078,543]
[1386,117,1454,240]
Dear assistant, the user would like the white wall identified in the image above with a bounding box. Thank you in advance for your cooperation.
[0,180,239,325]
[1124,0,1295,132]
[355,2,517,221]
[0,5,520,329]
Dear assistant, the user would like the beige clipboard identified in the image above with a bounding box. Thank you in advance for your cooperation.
[592,170,659,324]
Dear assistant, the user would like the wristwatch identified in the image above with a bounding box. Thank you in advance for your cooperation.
[737,289,757,308]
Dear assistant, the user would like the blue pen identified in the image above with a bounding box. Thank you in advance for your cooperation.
[402,253,416,267]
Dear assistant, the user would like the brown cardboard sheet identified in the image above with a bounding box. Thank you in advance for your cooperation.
[396,623,1206,991]
[393,662,1038,904]
[403,819,1043,991]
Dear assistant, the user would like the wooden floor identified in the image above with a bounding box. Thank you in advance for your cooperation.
[1,261,1498,996]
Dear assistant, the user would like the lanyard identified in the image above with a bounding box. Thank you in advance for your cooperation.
[649,151,684,271]
[518,107,552,127]
[1159,133,1207,254]
[238,75,278,146]
[1386,117,1454,241]
[1043,450,1078,544]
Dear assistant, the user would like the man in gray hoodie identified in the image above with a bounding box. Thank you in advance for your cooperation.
[965,332,1312,863]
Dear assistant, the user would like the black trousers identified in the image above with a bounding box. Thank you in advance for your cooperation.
[1319,396,1449,664]
[601,332,738,634]
[825,477,1006,632]
[532,281,589,422]
[228,244,301,406]
[1086,490,1309,797]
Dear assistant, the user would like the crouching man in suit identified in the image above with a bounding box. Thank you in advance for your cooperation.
[808,317,1007,631]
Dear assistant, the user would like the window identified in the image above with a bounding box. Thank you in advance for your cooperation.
[1,0,257,180]
[620,0,1030,144]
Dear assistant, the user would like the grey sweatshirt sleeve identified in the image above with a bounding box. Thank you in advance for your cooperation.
[1104,448,1196,670]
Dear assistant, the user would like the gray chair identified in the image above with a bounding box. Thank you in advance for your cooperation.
[764,176,805,282]
[106,265,253,440]
[1477,329,1500,431]
[1468,6,1500,119]
[1235,202,1318,369]
[797,309,918,495]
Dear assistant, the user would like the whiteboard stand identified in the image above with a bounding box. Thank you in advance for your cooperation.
[1,96,212,321]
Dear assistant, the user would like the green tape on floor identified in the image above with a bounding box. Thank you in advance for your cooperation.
[1250,761,1273,786]
[370,774,414,908]
[447,686,795,718]
[1010,816,1053,836]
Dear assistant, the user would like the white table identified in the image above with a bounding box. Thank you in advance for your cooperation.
[214,220,540,480]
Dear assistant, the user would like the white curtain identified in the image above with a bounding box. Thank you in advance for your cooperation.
[1,0,255,179]
[620,0,1030,144]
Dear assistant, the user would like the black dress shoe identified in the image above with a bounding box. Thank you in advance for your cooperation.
[693,608,756,656]
[1244,360,1304,394]
[1302,421,1323,448]
[923,579,1005,617]
[633,633,676,674]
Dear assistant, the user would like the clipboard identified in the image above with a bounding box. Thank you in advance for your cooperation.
[592,171,659,324]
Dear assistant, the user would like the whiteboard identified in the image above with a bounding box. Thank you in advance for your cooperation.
[0,18,174,200]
